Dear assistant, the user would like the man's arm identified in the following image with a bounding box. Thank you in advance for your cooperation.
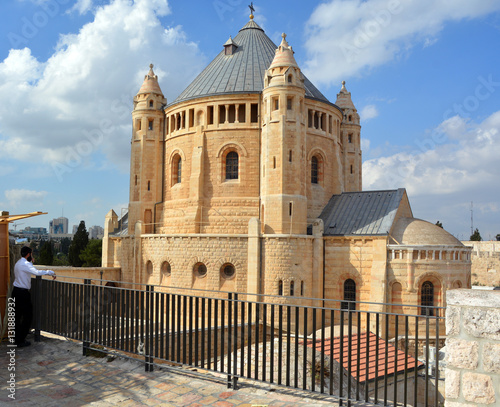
[22,262,55,276]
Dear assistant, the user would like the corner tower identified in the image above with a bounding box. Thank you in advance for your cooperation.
[336,81,362,191]
[129,64,167,234]
[261,34,307,234]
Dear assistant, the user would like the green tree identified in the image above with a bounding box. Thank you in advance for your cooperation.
[496,234,500,241]
[53,253,70,266]
[38,241,53,265]
[470,228,482,241]
[79,239,102,267]
[69,221,89,267]
[60,237,72,255]
[435,221,443,229]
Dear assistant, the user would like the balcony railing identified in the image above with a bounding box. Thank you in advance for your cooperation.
[31,276,444,406]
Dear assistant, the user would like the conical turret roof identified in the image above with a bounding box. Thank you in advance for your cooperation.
[335,81,356,110]
[269,33,298,69]
[171,19,328,106]
[137,64,163,96]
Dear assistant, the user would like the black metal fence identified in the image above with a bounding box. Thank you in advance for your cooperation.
[31,276,444,407]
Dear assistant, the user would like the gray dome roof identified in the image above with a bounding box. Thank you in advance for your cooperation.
[391,217,463,246]
[171,19,330,106]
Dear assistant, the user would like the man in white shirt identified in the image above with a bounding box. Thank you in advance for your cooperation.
[12,246,56,347]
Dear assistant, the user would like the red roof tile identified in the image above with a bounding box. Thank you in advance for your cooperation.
[306,332,424,383]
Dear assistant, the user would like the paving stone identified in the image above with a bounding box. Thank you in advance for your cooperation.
[0,334,340,406]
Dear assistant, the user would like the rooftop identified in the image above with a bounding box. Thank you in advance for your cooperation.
[171,18,329,106]
[319,189,407,236]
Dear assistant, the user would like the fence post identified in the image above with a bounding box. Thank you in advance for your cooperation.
[33,275,42,342]
[145,285,154,372]
[227,292,232,388]
[83,279,91,356]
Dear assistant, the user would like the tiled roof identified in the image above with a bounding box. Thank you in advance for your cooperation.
[171,19,329,106]
[307,332,424,383]
[319,189,406,236]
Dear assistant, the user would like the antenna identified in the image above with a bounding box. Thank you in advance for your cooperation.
[470,201,473,236]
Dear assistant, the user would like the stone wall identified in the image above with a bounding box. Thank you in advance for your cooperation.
[445,289,500,406]
[462,241,500,287]
[36,266,121,284]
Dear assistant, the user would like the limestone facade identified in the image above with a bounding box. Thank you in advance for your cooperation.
[462,241,500,287]
[102,16,471,336]
[445,289,500,406]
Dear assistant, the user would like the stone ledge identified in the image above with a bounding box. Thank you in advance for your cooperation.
[447,289,500,307]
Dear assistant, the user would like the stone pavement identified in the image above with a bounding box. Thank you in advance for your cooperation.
[0,333,344,406]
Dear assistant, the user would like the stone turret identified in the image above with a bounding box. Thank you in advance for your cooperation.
[336,81,362,191]
[129,64,167,234]
[261,33,307,234]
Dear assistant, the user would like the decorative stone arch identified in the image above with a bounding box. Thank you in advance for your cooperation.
[451,279,462,289]
[308,147,327,185]
[215,257,243,271]
[189,256,211,274]
[216,141,248,158]
[168,148,187,164]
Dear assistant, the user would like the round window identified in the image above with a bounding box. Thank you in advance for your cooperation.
[195,263,207,277]
[222,264,235,278]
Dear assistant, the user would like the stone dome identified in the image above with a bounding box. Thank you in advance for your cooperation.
[391,217,463,246]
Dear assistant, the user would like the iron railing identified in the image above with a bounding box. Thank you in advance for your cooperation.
[31,276,444,406]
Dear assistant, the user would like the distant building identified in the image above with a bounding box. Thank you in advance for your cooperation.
[88,225,104,239]
[49,217,68,234]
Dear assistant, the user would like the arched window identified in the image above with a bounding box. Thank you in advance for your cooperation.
[278,280,283,296]
[290,280,294,296]
[342,279,356,310]
[421,281,434,316]
[311,156,319,184]
[146,260,153,275]
[225,151,239,180]
[172,155,182,184]
[161,261,171,277]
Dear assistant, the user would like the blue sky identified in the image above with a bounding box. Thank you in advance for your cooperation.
[0,0,499,240]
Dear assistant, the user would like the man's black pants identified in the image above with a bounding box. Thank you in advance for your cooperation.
[12,287,33,344]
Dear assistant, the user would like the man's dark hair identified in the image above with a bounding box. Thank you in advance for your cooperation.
[21,246,32,257]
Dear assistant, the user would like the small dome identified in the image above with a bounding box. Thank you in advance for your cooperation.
[391,217,463,246]
[137,64,163,96]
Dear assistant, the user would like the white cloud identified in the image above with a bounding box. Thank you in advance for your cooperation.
[5,189,48,206]
[68,0,93,15]
[0,0,204,177]
[363,111,500,238]
[360,104,378,121]
[303,0,500,86]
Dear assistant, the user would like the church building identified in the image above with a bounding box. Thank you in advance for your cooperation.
[102,14,471,331]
